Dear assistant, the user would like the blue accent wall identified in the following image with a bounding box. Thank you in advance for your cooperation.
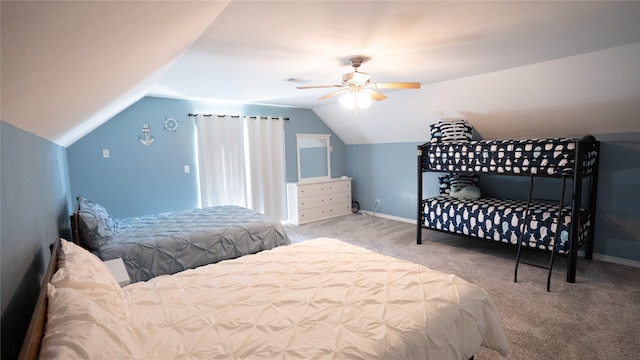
[346,132,640,263]
[590,133,640,261]
[67,96,346,218]
[1,121,72,358]
[68,97,200,218]
[347,142,425,218]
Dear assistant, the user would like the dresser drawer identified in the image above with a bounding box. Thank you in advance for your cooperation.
[298,192,352,210]
[297,180,351,197]
[298,202,352,224]
[326,191,351,205]
[298,207,327,223]
[298,195,327,209]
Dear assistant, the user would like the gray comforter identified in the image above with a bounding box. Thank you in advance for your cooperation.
[93,205,290,282]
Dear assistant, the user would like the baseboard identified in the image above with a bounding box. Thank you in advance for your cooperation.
[363,212,640,269]
[580,251,640,269]
[357,211,416,224]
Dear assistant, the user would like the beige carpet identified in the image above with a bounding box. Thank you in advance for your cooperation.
[284,214,640,360]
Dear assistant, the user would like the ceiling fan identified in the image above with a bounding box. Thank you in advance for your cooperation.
[296,57,421,105]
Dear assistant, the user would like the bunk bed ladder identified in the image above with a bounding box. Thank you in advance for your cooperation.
[514,173,568,292]
[514,174,535,285]
[546,174,568,291]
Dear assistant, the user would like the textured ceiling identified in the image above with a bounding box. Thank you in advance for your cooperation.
[2,1,639,146]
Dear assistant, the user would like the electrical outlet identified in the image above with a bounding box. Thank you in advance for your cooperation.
[375,199,381,206]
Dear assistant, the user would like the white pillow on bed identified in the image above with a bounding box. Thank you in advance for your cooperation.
[41,240,146,358]
[40,284,146,360]
[51,239,128,315]
[450,185,482,200]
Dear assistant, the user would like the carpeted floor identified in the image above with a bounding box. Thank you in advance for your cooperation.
[284,213,640,360]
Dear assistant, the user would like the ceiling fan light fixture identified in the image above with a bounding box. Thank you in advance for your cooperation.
[339,91,372,109]
[297,55,419,107]
[343,71,371,86]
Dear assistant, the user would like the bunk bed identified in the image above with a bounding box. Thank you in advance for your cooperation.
[417,129,599,289]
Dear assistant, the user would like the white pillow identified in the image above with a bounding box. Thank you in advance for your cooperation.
[450,185,482,200]
[51,239,128,315]
[40,284,146,360]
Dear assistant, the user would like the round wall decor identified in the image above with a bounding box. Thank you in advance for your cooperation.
[163,118,179,132]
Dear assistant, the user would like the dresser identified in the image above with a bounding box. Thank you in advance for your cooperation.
[286,178,352,225]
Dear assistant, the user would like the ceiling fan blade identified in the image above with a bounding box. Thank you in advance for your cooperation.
[319,89,349,100]
[296,84,344,89]
[372,82,421,89]
[362,88,387,101]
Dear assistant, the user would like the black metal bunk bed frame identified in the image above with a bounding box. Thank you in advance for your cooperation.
[416,136,600,286]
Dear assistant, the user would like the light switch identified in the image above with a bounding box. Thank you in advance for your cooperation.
[102,149,110,158]
[184,165,190,173]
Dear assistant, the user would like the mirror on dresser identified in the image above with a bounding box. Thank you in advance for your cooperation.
[296,134,331,182]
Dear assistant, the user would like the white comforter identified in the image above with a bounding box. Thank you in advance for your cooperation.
[123,238,510,359]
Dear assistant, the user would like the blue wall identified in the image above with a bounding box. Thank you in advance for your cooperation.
[347,142,429,218]
[346,132,640,263]
[0,122,72,358]
[68,97,200,218]
[67,96,346,218]
[590,132,640,261]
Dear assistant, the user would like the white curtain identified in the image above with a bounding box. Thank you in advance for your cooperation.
[196,115,287,220]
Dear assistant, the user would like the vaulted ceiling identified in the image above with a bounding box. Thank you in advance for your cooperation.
[2,1,639,147]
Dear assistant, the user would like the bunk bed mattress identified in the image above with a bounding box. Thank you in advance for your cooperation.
[93,205,291,283]
[423,138,589,175]
[422,196,590,253]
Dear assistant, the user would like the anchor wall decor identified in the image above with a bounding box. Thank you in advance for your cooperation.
[138,124,154,145]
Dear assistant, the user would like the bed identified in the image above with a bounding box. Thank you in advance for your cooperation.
[71,197,291,282]
[421,196,592,254]
[21,238,510,360]
[417,130,599,287]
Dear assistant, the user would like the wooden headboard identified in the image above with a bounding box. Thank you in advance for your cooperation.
[70,196,82,246]
[18,238,60,360]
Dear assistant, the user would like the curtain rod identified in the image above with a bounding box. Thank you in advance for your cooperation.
[188,113,289,120]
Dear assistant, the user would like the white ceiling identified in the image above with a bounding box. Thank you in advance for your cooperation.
[2,1,639,147]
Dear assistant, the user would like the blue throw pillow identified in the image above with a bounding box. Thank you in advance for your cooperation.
[77,198,114,250]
